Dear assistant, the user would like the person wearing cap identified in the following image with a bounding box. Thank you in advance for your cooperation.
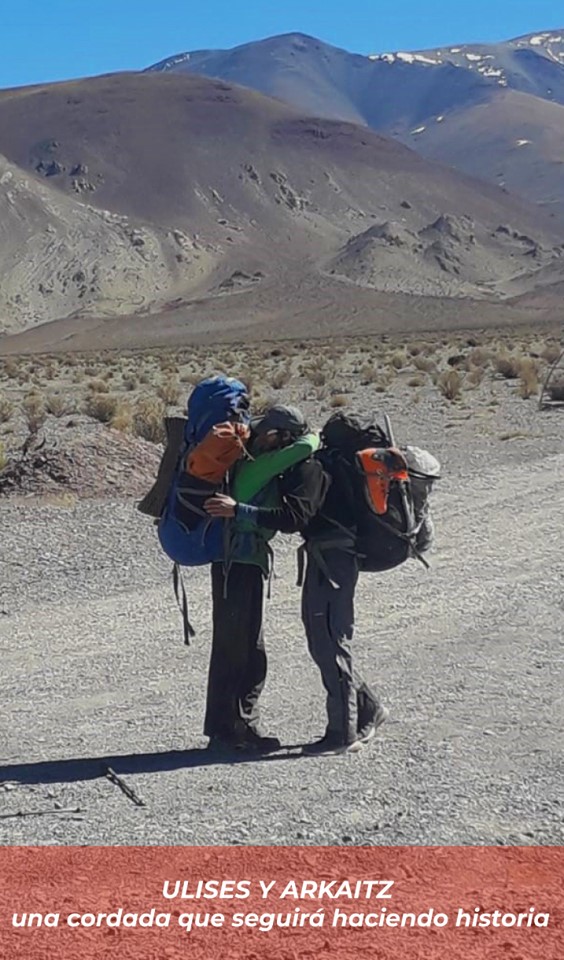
[202,405,328,754]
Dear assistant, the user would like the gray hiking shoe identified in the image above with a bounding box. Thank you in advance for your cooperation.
[357,705,389,744]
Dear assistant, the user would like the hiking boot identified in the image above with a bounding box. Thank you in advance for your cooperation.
[206,734,247,754]
[357,705,389,744]
[302,732,363,756]
[206,730,281,754]
[240,727,281,753]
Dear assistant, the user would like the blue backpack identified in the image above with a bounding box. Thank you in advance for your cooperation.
[138,376,250,641]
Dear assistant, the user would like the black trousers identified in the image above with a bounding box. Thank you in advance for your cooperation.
[301,549,380,742]
[204,562,267,738]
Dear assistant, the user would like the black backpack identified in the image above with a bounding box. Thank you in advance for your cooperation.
[319,412,432,573]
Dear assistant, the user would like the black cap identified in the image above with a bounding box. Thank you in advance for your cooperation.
[251,404,308,437]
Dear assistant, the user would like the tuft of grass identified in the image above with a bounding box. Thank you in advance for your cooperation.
[437,369,463,401]
[133,395,166,444]
[45,393,73,417]
[541,343,562,365]
[0,392,14,423]
[84,393,120,423]
[466,366,485,387]
[413,356,436,374]
[494,353,523,379]
[157,378,181,406]
[110,400,135,433]
[270,364,292,390]
[518,359,539,399]
[469,347,491,368]
[304,363,327,387]
[1,358,20,379]
[330,393,348,408]
[389,351,406,370]
[360,363,379,384]
[406,342,424,357]
[87,378,110,394]
[22,392,46,433]
[0,440,6,471]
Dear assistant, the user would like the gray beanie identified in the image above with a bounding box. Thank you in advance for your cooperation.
[251,404,308,437]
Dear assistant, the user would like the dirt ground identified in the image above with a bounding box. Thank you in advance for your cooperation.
[0,336,563,846]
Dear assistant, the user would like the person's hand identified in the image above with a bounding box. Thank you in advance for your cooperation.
[204,494,237,518]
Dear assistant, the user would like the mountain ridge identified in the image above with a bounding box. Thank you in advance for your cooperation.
[0,46,563,349]
[146,29,564,217]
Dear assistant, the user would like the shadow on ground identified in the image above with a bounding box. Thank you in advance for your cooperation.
[0,746,306,786]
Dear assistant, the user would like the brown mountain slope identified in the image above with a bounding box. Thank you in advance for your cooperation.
[399,89,564,218]
[0,153,201,335]
[0,71,563,345]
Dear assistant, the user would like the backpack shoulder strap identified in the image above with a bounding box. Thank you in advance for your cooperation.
[172,562,196,644]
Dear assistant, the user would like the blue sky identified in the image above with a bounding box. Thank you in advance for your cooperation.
[2,0,563,88]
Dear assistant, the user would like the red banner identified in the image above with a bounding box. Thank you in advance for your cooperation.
[0,846,561,958]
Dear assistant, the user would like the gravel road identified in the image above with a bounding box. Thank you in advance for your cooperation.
[0,392,563,846]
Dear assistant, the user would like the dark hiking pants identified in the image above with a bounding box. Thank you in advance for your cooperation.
[301,548,380,743]
[204,562,267,739]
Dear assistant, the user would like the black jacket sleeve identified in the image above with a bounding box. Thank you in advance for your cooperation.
[236,459,329,534]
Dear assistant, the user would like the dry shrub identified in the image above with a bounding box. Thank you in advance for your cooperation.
[110,400,134,433]
[548,379,564,402]
[408,375,425,388]
[437,369,463,401]
[270,364,292,390]
[239,370,254,393]
[541,343,562,365]
[413,356,436,374]
[1,358,19,379]
[122,376,138,392]
[181,369,203,386]
[469,346,491,367]
[305,366,327,387]
[250,390,270,415]
[0,440,6,472]
[45,393,73,417]
[389,352,406,370]
[494,353,523,379]
[360,363,379,383]
[466,366,485,388]
[159,357,179,376]
[518,359,539,399]
[63,354,80,368]
[84,393,119,423]
[157,378,181,406]
[330,394,347,408]
[0,392,13,423]
[22,392,46,432]
[87,378,110,394]
[133,396,166,444]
